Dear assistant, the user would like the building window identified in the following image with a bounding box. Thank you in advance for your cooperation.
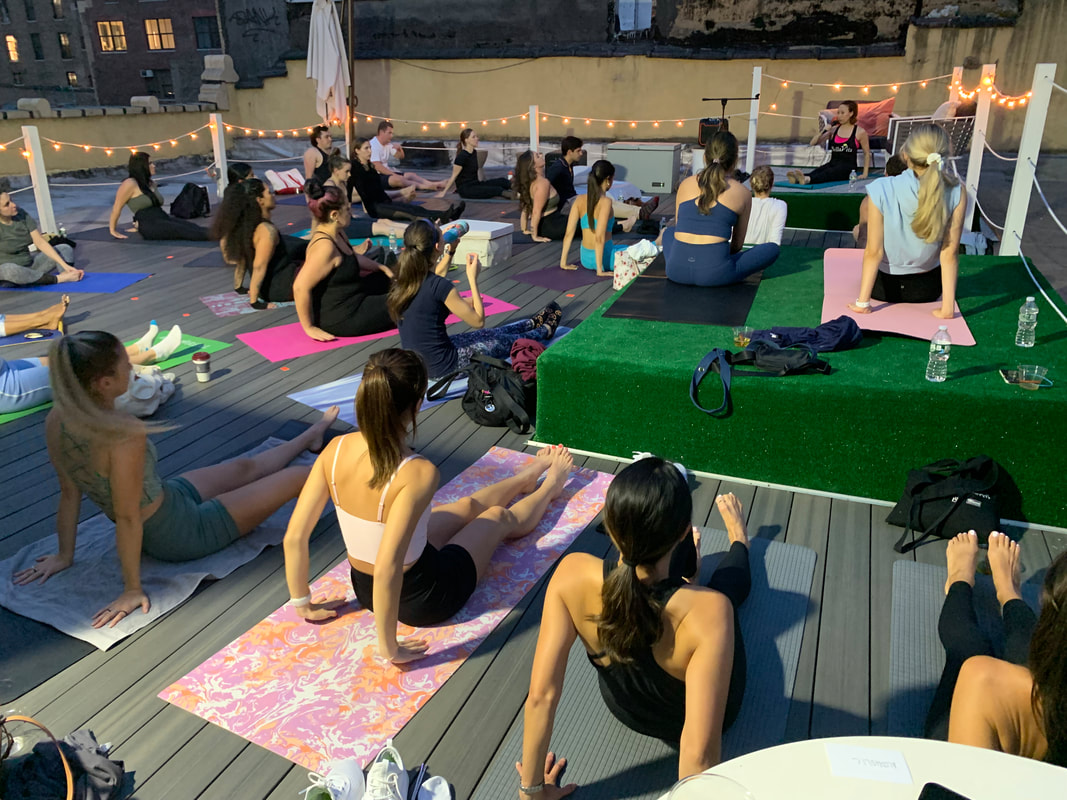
[193,16,221,50]
[144,18,174,51]
[23,0,35,22]
[30,32,44,60]
[58,31,72,59]
[51,0,62,19]
[144,67,174,101]
[66,70,77,87]
[97,21,126,52]
[12,70,24,86]
[6,35,19,63]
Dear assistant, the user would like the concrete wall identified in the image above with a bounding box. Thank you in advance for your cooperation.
[219,0,291,88]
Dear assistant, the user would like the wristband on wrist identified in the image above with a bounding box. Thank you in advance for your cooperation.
[853,299,870,308]
[519,781,544,795]
[289,595,310,608]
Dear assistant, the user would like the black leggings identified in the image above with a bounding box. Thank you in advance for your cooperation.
[535,210,569,241]
[923,582,1036,740]
[134,206,210,241]
[873,266,943,304]
[373,201,457,223]
[458,178,511,199]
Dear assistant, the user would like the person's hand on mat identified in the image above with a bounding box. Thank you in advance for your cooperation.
[532,235,551,243]
[847,301,872,314]
[932,307,956,320]
[12,552,73,585]
[92,588,150,628]
[303,325,336,342]
[295,598,345,622]
[378,636,430,665]
[560,263,579,271]
[514,752,576,799]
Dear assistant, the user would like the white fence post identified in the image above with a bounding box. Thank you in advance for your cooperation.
[964,63,995,230]
[746,66,761,174]
[20,125,56,235]
[1000,63,1056,257]
[529,104,539,153]
[209,112,228,199]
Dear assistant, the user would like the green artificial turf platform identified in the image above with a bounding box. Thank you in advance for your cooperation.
[537,247,1066,527]
[771,191,864,231]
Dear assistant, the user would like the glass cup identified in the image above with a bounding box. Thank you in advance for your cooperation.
[1016,364,1049,390]
[667,773,755,799]
[732,326,753,349]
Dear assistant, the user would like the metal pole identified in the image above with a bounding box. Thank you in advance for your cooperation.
[1000,63,1055,257]
[529,104,539,153]
[964,63,995,229]
[209,112,229,199]
[20,125,56,235]
[746,66,761,174]
[345,0,354,156]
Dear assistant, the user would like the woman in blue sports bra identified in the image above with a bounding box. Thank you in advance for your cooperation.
[283,348,574,665]
[559,160,634,276]
[663,131,780,287]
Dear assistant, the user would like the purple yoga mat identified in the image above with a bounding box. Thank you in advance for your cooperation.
[511,266,604,292]
[236,292,520,362]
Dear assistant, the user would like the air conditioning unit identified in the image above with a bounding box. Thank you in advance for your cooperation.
[140,69,154,78]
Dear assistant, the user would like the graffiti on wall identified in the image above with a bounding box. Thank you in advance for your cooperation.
[229,5,283,43]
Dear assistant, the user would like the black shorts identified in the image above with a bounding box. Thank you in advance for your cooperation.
[350,543,478,627]
[872,266,943,304]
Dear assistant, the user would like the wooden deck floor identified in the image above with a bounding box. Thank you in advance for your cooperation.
[2,192,1063,799]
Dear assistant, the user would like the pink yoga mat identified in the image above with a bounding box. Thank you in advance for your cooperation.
[822,248,976,346]
[235,292,520,361]
[160,447,612,772]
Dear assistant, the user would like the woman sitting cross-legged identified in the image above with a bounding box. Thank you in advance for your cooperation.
[663,131,779,287]
[924,531,1066,767]
[560,160,636,276]
[0,188,82,286]
[848,123,966,319]
[292,179,395,342]
[515,150,567,243]
[388,219,562,380]
[108,152,209,241]
[786,100,871,186]
[518,459,752,797]
[283,347,573,664]
[11,330,338,628]
[437,129,514,200]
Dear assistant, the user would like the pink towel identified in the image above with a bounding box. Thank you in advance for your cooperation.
[236,292,520,361]
[822,249,976,346]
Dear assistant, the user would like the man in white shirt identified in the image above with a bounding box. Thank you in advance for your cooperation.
[745,166,787,246]
[371,121,446,191]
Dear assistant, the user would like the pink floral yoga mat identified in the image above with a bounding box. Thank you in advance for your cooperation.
[235,292,520,362]
[822,248,976,345]
[160,447,612,772]
[200,292,296,317]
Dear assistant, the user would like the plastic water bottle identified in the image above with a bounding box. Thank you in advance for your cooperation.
[388,231,398,255]
[848,170,857,190]
[1015,296,1038,347]
[925,325,951,383]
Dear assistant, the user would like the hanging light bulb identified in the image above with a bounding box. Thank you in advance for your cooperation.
[153,143,161,150]
[501,118,507,125]
[770,103,777,110]
[1019,98,1027,106]
[170,140,178,146]
[542,115,547,122]
[890,84,899,92]
[629,121,636,128]
[585,119,591,125]
[781,81,788,88]
[861,86,870,94]
[481,120,488,126]
[83,145,90,152]
[52,143,60,150]
[190,133,197,139]
[653,120,659,127]
[920,81,927,88]
[607,121,615,127]
[225,125,233,132]
[563,118,570,124]
[833,83,841,91]
[422,124,429,131]
[676,120,683,127]
[521,114,527,120]
[105,148,113,156]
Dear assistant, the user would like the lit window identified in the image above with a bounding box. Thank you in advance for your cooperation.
[52,0,62,19]
[145,18,174,51]
[66,70,77,87]
[6,35,19,63]
[58,31,72,59]
[97,21,126,52]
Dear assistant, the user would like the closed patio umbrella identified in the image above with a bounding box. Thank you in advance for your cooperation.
[307,0,351,125]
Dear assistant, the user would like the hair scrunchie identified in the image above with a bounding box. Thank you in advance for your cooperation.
[620,557,639,569]
[926,152,943,169]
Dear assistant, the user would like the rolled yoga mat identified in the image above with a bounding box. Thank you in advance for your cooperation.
[160,446,614,772]
[0,272,152,294]
[471,531,817,800]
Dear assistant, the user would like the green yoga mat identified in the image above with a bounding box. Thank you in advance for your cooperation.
[770,191,864,230]
[535,247,1066,527]
[0,335,231,426]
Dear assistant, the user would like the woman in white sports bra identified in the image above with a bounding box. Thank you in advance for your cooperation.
[283,348,573,665]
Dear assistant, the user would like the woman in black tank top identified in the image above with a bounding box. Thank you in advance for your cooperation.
[787,100,871,186]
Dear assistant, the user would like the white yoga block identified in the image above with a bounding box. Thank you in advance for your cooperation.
[449,219,514,268]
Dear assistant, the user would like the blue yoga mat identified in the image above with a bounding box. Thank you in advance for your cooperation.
[0,328,61,347]
[0,272,152,294]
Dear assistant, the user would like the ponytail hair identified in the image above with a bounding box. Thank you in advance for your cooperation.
[227,162,253,184]
[355,348,428,489]
[586,160,615,228]
[1030,549,1067,767]
[304,177,346,222]
[514,150,537,217]
[594,457,693,663]
[457,127,474,157]
[697,131,738,214]
[387,219,440,322]
[903,123,958,244]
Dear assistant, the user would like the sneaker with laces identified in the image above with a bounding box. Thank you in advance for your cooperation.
[303,758,365,800]
[365,740,408,800]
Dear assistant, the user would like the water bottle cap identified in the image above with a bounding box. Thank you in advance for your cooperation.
[938,325,948,330]
[1026,296,1035,302]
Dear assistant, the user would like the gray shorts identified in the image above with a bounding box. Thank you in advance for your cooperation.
[141,477,241,562]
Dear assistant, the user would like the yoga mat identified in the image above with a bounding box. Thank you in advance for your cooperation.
[822,249,976,346]
[275,194,308,206]
[236,292,520,362]
[603,257,763,327]
[471,531,817,800]
[287,327,573,426]
[0,438,324,650]
[0,328,60,347]
[290,229,390,248]
[0,403,50,425]
[199,292,296,318]
[132,333,232,372]
[73,227,215,247]
[0,272,152,294]
[160,446,613,772]
[511,266,603,292]
[183,251,228,268]
[774,179,853,190]
[0,607,95,702]
[887,560,1040,737]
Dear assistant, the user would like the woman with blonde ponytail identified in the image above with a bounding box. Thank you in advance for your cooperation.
[14,331,338,628]
[518,459,753,797]
[663,131,779,286]
[283,348,573,665]
[849,123,966,318]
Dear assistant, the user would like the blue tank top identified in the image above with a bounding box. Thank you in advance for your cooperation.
[676,198,736,239]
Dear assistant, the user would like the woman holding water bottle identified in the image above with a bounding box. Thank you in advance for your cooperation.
[848,124,966,319]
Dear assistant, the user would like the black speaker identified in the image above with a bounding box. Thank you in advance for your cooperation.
[698,117,729,145]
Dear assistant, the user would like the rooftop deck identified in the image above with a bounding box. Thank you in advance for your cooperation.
[2,161,1066,799]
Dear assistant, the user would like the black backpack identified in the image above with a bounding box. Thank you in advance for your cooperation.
[428,354,534,434]
[170,183,211,219]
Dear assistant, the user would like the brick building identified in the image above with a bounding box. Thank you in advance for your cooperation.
[0,0,96,107]
[77,0,223,105]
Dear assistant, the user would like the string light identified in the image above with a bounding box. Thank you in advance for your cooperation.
[607,121,615,127]
[781,81,788,88]
[891,84,899,92]
[562,117,570,124]
[770,103,777,110]
[105,149,112,156]
[766,72,949,90]
[52,143,60,151]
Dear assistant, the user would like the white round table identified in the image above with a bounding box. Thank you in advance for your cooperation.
[658,736,1066,799]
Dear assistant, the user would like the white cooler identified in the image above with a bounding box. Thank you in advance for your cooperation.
[448,219,514,268]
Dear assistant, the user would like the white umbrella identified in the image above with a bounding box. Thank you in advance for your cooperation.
[307,0,350,125]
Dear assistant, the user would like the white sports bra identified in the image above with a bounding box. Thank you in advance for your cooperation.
[329,435,430,566]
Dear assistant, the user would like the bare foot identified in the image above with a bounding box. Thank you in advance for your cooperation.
[620,217,637,233]
[516,446,556,494]
[987,531,1023,606]
[944,530,979,594]
[56,269,83,283]
[354,239,372,255]
[541,446,574,501]
[716,493,749,548]
[44,297,70,330]
[304,406,340,453]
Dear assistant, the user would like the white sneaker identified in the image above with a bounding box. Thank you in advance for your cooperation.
[365,739,408,800]
[417,775,450,800]
[303,758,365,800]
[151,325,183,363]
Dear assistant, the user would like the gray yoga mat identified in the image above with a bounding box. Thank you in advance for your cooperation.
[887,560,1041,737]
[73,227,215,247]
[471,531,816,800]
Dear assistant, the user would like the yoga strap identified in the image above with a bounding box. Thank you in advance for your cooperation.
[690,348,732,416]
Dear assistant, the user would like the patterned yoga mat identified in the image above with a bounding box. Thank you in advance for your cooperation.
[160,446,613,772]
[199,292,297,317]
